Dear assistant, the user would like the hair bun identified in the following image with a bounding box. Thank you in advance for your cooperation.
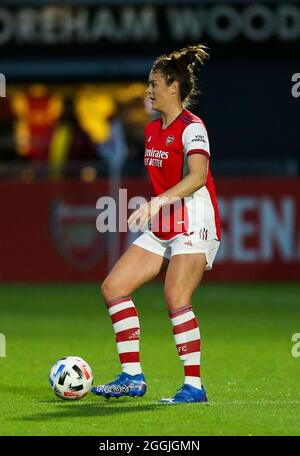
[169,45,209,72]
[183,49,197,66]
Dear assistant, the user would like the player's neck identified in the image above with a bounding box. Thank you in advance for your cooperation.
[161,105,184,129]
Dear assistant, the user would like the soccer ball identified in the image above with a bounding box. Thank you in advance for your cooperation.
[49,356,93,400]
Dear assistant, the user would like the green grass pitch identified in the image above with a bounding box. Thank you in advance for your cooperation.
[0,282,300,436]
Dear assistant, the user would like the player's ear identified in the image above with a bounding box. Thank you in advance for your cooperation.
[170,80,179,96]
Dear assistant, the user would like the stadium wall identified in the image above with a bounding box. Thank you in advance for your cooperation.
[0,178,299,282]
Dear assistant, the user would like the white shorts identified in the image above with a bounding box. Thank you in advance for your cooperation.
[132,231,220,271]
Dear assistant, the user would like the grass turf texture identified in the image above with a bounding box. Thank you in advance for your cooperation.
[0,282,299,436]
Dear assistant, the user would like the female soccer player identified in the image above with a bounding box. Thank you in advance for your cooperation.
[92,45,221,404]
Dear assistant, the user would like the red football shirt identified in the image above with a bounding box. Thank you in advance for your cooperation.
[144,108,221,241]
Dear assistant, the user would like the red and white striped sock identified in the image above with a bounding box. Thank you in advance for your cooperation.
[107,296,142,376]
[169,305,201,390]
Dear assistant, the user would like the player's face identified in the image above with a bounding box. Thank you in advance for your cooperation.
[146,71,175,113]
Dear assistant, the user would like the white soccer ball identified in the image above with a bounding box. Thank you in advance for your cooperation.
[49,356,94,400]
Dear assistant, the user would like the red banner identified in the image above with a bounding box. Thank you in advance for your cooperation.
[0,178,299,282]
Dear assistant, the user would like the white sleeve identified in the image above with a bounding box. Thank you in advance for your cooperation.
[182,122,210,158]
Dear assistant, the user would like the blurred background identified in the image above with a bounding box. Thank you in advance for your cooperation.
[0,0,299,282]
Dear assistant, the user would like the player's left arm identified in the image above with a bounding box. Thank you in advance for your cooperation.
[152,121,210,205]
[157,154,208,205]
[128,122,209,229]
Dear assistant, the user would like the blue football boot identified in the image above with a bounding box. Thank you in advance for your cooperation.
[160,384,208,404]
[91,372,147,399]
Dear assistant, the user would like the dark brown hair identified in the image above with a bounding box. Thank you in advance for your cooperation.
[152,44,209,107]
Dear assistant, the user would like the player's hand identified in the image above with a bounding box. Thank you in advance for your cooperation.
[128,197,161,231]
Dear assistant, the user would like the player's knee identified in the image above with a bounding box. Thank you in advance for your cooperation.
[164,286,183,310]
[101,276,128,304]
[100,277,115,302]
